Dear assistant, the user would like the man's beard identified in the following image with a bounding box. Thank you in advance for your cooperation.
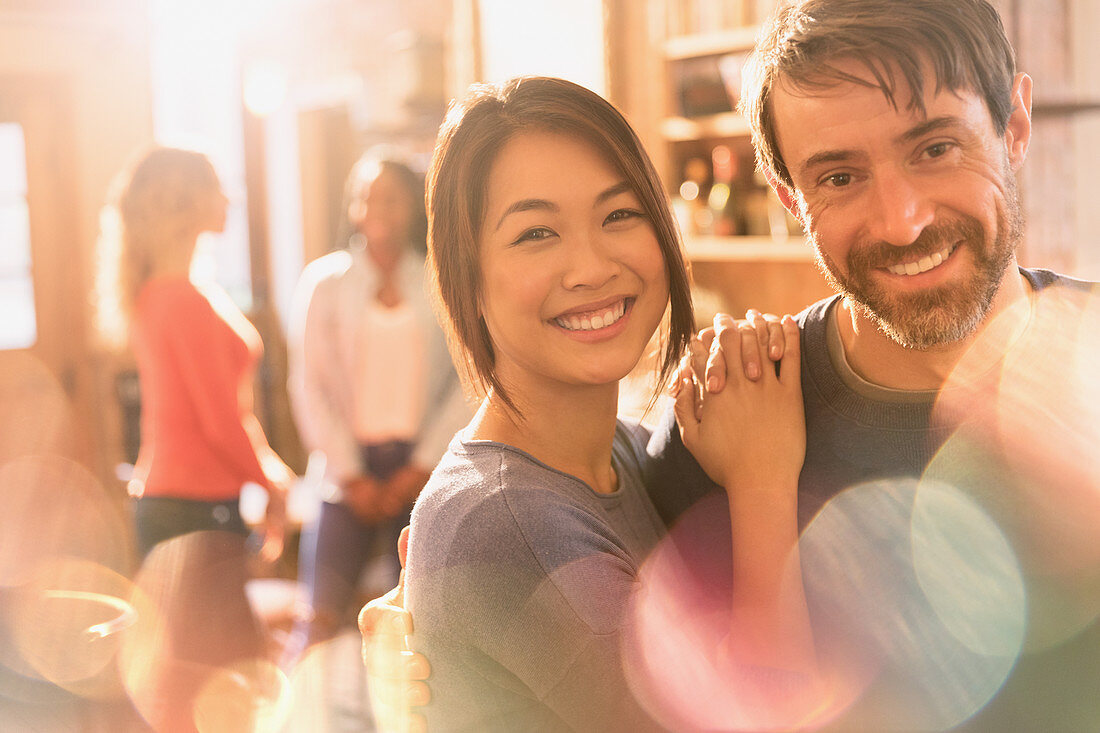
[813,178,1023,350]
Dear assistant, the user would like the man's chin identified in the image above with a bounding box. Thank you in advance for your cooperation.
[858,298,987,350]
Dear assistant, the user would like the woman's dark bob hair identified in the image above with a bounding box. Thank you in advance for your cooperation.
[426,76,693,411]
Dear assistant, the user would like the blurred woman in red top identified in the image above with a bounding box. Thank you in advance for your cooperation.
[103,146,292,559]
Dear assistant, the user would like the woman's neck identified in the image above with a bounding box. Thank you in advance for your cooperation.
[149,236,197,279]
[471,378,621,494]
[366,238,406,308]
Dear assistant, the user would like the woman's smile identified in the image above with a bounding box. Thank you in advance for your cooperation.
[551,296,633,335]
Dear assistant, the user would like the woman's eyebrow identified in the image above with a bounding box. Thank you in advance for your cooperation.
[494,199,558,231]
[494,182,634,231]
[594,181,633,206]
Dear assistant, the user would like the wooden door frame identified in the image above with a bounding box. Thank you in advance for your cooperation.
[0,73,101,475]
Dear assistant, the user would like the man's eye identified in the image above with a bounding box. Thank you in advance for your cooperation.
[823,173,851,188]
[513,227,555,244]
[925,142,953,159]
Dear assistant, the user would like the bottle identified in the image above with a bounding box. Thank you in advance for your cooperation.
[708,145,735,236]
[672,157,713,237]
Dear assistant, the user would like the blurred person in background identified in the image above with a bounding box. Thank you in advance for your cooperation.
[101,146,292,561]
[97,145,294,731]
[284,149,468,664]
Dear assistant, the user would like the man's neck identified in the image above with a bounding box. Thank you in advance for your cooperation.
[837,267,1033,391]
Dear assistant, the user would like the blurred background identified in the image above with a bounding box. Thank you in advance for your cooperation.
[0,0,1097,730]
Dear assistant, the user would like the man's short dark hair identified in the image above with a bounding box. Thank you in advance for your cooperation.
[740,0,1017,188]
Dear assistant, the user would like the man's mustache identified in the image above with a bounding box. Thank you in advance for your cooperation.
[849,218,983,271]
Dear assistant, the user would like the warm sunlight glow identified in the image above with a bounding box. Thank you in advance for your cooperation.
[477,0,605,93]
[243,62,288,117]
[0,123,37,350]
[930,286,1100,653]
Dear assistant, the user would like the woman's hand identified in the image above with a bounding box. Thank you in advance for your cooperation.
[698,310,790,392]
[259,486,288,563]
[258,454,294,562]
[674,314,805,494]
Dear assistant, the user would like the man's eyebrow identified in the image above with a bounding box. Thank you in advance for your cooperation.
[794,116,968,177]
[897,115,964,144]
[798,149,860,175]
[494,199,559,231]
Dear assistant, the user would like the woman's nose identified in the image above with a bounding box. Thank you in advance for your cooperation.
[560,232,620,290]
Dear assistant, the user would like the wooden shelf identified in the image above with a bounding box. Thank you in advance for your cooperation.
[664,27,760,60]
[661,112,751,141]
[684,235,812,262]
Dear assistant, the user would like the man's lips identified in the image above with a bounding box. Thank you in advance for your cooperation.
[882,242,959,276]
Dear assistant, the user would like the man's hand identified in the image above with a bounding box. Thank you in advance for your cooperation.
[359,526,430,733]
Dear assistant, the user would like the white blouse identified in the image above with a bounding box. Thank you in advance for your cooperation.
[353,298,426,444]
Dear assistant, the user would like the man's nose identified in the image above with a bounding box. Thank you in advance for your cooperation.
[865,170,935,247]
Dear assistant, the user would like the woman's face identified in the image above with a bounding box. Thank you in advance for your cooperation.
[478,131,669,392]
[349,167,415,266]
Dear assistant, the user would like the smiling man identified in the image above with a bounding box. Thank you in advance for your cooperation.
[647,0,1100,729]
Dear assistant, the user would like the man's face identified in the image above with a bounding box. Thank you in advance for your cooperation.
[772,58,1031,349]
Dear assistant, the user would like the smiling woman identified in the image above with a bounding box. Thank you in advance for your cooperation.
[402,76,815,731]
[477,130,671,406]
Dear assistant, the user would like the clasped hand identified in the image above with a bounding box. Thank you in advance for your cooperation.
[673,310,806,493]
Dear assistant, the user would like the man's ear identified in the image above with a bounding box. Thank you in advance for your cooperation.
[1005,73,1033,171]
[762,167,802,221]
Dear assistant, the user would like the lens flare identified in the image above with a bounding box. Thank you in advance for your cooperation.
[6,558,136,700]
[626,493,852,731]
[120,531,271,731]
[799,478,1022,731]
[286,632,373,731]
[193,658,289,732]
[0,352,72,464]
[932,286,1100,652]
[0,455,131,588]
[910,480,1026,659]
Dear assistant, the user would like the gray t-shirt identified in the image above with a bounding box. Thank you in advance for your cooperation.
[405,420,668,731]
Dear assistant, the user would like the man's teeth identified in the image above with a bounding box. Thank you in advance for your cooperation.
[555,301,627,332]
[886,244,955,276]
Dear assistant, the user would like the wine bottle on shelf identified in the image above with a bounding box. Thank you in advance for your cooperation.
[672,156,714,237]
[709,144,735,236]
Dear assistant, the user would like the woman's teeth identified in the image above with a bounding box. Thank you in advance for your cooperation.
[886,244,956,276]
[555,300,627,332]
